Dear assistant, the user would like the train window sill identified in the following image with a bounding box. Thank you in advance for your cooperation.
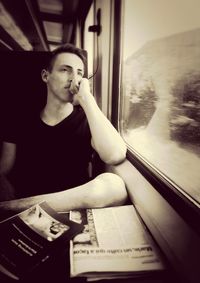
[106,159,200,283]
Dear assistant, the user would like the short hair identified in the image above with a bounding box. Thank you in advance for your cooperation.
[46,43,87,72]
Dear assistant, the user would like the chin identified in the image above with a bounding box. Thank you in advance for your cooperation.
[61,92,73,103]
[72,100,79,106]
[62,97,73,104]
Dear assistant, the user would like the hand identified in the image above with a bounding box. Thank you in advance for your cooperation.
[69,80,79,96]
[72,78,92,106]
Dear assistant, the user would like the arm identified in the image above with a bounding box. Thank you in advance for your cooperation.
[0,173,128,219]
[73,79,127,165]
[0,142,16,200]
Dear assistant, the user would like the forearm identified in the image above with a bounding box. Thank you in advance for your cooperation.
[74,79,126,164]
[82,95,127,164]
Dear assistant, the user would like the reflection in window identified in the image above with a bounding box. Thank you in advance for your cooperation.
[120,0,200,204]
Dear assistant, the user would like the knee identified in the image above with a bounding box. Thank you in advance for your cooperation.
[92,173,128,207]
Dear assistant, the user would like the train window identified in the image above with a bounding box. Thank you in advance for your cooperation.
[120,0,200,205]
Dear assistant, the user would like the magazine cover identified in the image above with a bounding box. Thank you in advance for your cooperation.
[0,202,84,280]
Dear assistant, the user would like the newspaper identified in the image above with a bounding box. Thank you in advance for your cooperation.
[69,205,165,280]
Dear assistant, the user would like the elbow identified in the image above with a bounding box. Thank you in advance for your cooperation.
[105,153,126,165]
[103,146,127,165]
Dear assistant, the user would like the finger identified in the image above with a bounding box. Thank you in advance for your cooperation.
[69,82,79,95]
[79,78,90,92]
[72,94,80,106]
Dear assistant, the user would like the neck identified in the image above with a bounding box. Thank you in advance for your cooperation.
[41,100,74,126]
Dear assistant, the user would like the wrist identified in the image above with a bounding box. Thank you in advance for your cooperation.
[79,92,96,109]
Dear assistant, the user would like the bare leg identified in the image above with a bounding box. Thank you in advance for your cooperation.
[0,173,128,219]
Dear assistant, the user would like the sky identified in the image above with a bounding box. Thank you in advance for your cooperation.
[123,0,200,60]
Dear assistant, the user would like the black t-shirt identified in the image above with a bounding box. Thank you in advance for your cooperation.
[2,106,93,198]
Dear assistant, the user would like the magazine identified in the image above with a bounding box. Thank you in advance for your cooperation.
[69,205,166,280]
[0,202,84,280]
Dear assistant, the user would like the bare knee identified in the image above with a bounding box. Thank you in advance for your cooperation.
[91,173,128,207]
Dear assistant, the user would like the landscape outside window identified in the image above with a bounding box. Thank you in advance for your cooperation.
[120,0,200,204]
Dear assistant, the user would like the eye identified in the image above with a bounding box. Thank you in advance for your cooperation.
[60,66,72,73]
[78,71,83,77]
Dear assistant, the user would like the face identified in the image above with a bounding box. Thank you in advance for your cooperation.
[43,52,84,103]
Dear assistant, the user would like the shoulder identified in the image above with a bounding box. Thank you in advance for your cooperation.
[69,106,91,138]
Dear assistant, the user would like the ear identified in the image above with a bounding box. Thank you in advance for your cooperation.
[41,69,49,83]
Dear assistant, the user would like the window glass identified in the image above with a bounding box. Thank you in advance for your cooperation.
[120,0,200,204]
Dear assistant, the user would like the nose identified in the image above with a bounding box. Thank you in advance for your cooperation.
[68,73,79,87]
